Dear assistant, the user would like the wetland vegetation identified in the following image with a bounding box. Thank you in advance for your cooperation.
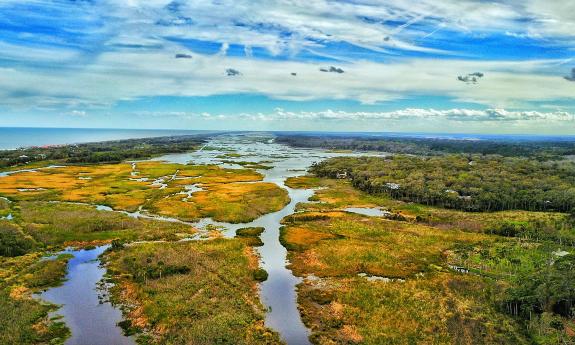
[283,170,575,344]
[1,133,574,344]
[105,239,281,344]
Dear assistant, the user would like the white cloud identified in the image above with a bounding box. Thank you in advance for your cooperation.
[64,110,87,117]
[1,0,575,114]
[218,42,230,56]
[133,107,575,123]
[0,50,573,109]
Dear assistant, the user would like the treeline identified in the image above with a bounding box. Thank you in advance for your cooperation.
[276,134,575,159]
[487,217,575,246]
[310,155,575,212]
[0,135,206,168]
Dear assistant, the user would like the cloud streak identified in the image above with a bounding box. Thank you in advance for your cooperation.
[135,107,575,123]
[1,0,575,132]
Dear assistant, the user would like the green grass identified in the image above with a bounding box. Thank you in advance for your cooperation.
[236,227,265,247]
[0,197,10,217]
[281,209,531,344]
[0,253,72,344]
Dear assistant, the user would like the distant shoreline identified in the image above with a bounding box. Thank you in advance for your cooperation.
[0,128,218,150]
[1,127,574,151]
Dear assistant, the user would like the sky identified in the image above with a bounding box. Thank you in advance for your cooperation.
[1,0,575,134]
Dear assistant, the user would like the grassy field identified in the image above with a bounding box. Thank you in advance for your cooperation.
[0,251,71,344]
[16,201,196,246]
[150,181,289,223]
[286,176,565,233]
[104,239,282,345]
[283,175,575,344]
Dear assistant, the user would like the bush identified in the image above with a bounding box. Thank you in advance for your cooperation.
[0,222,35,257]
[253,269,268,282]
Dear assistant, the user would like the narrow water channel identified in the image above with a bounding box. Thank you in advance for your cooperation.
[155,133,387,344]
[37,246,134,345]
[29,133,385,345]
[158,134,318,344]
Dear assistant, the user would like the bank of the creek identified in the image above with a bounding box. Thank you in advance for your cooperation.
[21,133,385,345]
[36,245,134,345]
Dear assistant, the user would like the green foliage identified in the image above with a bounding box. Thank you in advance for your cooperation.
[311,155,575,212]
[277,134,575,159]
[20,254,72,289]
[121,254,191,282]
[450,238,575,342]
[0,290,70,345]
[236,227,265,247]
[504,253,575,319]
[0,135,205,169]
[487,217,575,245]
[253,269,268,282]
[0,253,71,344]
[17,201,194,245]
[0,197,9,213]
[236,227,265,237]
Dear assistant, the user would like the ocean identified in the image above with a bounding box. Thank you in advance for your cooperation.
[0,127,214,150]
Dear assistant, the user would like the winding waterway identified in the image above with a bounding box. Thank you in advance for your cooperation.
[155,133,385,344]
[26,133,385,345]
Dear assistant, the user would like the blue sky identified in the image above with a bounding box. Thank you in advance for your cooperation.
[0,0,574,134]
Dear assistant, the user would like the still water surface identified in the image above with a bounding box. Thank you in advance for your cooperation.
[37,246,134,345]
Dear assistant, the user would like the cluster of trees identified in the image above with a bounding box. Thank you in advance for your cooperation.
[504,253,575,320]
[276,134,575,159]
[311,155,575,212]
[0,135,206,168]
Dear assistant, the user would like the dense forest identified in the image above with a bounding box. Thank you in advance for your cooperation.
[0,135,206,169]
[276,134,575,159]
[310,155,575,212]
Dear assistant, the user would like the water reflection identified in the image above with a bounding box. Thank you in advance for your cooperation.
[37,246,134,345]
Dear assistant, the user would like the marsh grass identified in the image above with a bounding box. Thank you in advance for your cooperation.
[285,173,575,344]
[17,201,195,246]
[299,274,529,345]
[151,182,290,223]
[105,239,282,345]
[0,162,288,223]
[281,176,572,344]
[0,197,10,216]
[281,209,531,344]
